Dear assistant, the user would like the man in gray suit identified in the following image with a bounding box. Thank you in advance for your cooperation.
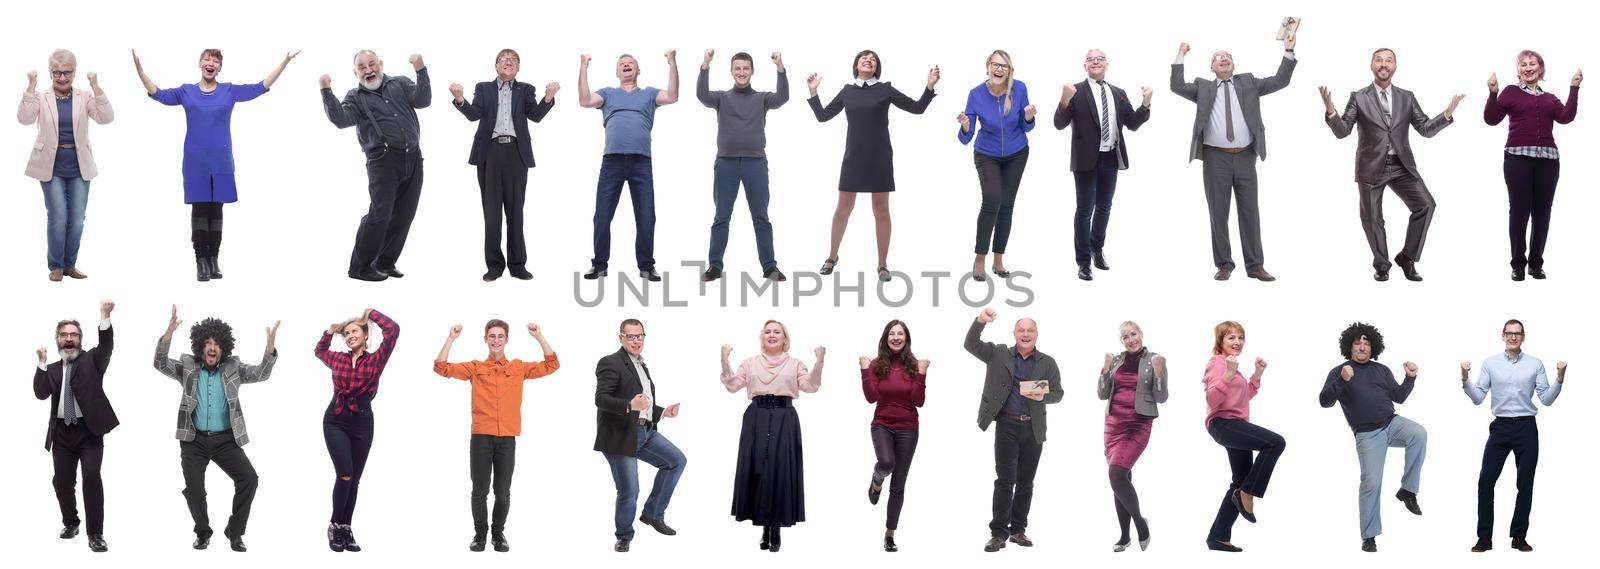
[1321,48,1464,282]
[964,307,1063,553]
[1171,34,1298,281]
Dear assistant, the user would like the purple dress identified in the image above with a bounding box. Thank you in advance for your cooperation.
[1104,354,1153,468]
[150,82,268,203]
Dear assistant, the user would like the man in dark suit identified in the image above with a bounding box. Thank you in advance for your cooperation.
[1171,33,1298,281]
[964,307,1063,552]
[33,300,118,553]
[450,49,559,282]
[594,318,686,553]
[1055,49,1152,281]
[1321,48,1464,282]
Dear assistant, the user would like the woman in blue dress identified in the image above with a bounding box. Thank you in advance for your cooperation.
[133,48,297,281]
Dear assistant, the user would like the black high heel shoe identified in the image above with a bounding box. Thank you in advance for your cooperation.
[768,526,781,552]
[992,266,1013,278]
[820,257,838,275]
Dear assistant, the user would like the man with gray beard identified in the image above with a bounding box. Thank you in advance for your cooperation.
[321,50,432,282]
[33,300,119,552]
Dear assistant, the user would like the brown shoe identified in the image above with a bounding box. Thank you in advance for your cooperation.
[1213,268,1232,281]
[65,268,88,279]
[1247,268,1276,282]
[1008,533,1034,547]
[49,269,64,282]
[984,537,1006,552]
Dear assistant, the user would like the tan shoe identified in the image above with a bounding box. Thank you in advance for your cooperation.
[49,269,64,282]
[65,268,88,279]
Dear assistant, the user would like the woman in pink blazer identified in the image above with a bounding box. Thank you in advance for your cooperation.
[18,49,113,281]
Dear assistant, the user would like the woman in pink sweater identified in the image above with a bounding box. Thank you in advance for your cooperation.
[1201,321,1284,552]
[1483,50,1581,281]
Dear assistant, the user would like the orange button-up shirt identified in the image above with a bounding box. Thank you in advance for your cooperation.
[433,354,559,436]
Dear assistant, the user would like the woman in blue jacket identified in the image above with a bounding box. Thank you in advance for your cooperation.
[957,50,1036,282]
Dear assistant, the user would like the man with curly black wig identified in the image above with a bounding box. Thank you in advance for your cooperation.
[154,305,278,552]
[1318,321,1426,552]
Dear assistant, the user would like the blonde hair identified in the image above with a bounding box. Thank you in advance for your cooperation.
[989,50,1015,115]
[49,49,76,70]
[1119,321,1143,337]
[759,320,791,353]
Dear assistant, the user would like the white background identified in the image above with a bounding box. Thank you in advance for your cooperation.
[2,0,1592,566]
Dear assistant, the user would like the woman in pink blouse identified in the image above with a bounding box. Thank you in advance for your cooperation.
[860,319,927,552]
[1202,321,1284,553]
[720,320,824,553]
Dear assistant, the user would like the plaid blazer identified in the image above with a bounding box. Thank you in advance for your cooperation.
[154,339,276,446]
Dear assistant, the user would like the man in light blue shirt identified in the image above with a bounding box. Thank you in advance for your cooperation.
[1460,318,1566,553]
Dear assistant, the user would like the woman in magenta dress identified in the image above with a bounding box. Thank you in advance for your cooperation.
[1096,321,1167,551]
[860,319,927,552]
[132,48,296,282]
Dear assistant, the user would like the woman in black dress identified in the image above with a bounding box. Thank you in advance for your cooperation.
[808,50,939,281]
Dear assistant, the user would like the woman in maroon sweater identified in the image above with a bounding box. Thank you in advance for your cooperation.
[861,319,928,552]
[1484,50,1581,280]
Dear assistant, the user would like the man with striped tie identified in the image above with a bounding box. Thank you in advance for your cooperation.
[1055,49,1153,281]
[33,300,119,552]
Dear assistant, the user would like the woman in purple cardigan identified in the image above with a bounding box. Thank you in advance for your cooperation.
[1483,51,1580,281]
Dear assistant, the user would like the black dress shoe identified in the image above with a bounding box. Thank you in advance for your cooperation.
[1114,537,1131,552]
[1512,268,1526,281]
[760,526,771,550]
[483,271,501,282]
[207,256,224,279]
[1247,268,1277,282]
[492,531,509,552]
[469,533,486,552]
[193,536,210,550]
[1396,255,1422,281]
[1511,537,1533,552]
[1396,488,1422,515]
[1362,537,1377,552]
[639,516,676,536]
[1078,267,1093,281]
[1230,489,1256,523]
[884,535,898,552]
[379,267,404,279]
[88,534,107,552]
[229,535,247,552]
[1471,537,1492,552]
[1206,538,1243,552]
[639,268,662,282]
[1374,270,1389,282]
[60,525,79,539]
[1093,251,1111,271]
[509,268,533,280]
[614,539,631,552]
[768,526,781,552]
[984,536,1006,552]
[196,258,211,282]
[1529,268,1547,280]
[349,267,389,282]
[1008,533,1034,547]
[584,266,608,280]
[1214,267,1232,281]
[868,476,883,505]
[764,267,788,281]
[703,266,722,282]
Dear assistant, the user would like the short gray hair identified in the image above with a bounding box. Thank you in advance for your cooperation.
[49,49,76,69]
[353,50,379,64]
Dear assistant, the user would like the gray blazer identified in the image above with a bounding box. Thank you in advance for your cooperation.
[1097,350,1170,418]
[154,339,276,447]
[964,319,1064,442]
[1170,55,1297,161]
[1326,84,1453,184]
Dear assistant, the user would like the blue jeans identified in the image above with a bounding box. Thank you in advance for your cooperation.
[592,154,656,271]
[708,157,776,271]
[603,427,686,539]
[1354,415,1427,539]
[41,176,91,270]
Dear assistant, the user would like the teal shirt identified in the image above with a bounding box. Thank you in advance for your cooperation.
[193,366,231,432]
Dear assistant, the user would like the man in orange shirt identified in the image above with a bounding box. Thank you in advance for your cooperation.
[434,320,558,552]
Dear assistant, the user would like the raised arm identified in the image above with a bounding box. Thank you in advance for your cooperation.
[527,82,556,122]
[407,55,431,108]
[798,347,824,393]
[321,85,361,129]
[767,58,789,109]
[1555,84,1580,124]
[240,320,280,384]
[888,83,936,114]
[577,54,603,108]
[18,73,39,125]
[1386,363,1417,403]
[454,83,483,121]
[808,85,845,122]
[656,49,680,106]
[1461,360,1489,404]
[1484,78,1508,125]
[719,345,746,392]
[964,311,998,361]
[1411,94,1459,137]
[153,304,187,381]
[1326,90,1358,138]
[696,53,717,108]
[1054,83,1078,130]
[85,72,113,124]
[431,325,475,381]
[1123,86,1152,130]
[1534,362,1562,405]
[314,329,338,368]
[522,324,559,379]
[1170,43,1199,102]
[132,49,158,96]
[261,50,298,90]
[1097,353,1114,400]
[1256,53,1298,96]
[33,353,52,400]
[860,362,881,403]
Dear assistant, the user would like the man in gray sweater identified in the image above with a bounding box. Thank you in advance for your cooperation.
[697,49,789,282]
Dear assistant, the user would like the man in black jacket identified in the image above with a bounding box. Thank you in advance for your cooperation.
[594,319,685,552]
[449,49,559,282]
[1055,49,1152,281]
[33,300,118,552]
[965,307,1063,552]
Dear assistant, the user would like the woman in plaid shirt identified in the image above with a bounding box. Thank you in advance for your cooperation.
[314,308,400,552]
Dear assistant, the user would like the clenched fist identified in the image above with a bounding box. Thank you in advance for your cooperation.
[320,74,332,89]
[977,308,997,323]
[1403,362,1418,378]
[1341,364,1354,381]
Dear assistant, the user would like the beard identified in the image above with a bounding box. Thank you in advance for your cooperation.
[59,347,81,363]
[361,76,382,90]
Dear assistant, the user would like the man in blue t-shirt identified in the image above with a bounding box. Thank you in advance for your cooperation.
[578,51,681,282]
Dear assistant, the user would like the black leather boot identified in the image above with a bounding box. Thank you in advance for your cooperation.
[208,256,224,279]
[197,257,210,282]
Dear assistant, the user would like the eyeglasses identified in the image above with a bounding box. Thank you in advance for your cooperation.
[51,70,75,77]
[1502,331,1525,338]
[497,57,520,64]
[987,62,1009,69]
[622,334,646,341]
[1085,57,1107,63]
[1213,55,1232,62]
[57,332,81,339]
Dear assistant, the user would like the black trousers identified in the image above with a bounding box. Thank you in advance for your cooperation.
[470,434,516,534]
[50,420,104,535]
[324,407,375,525]
[478,143,529,274]
[870,425,918,530]
[1206,418,1286,541]
[1359,157,1436,271]
[991,417,1042,538]
[1503,154,1559,271]
[1478,416,1539,539]
[350,149,423,273]
[190,202,224,257]
[1073,150,1120,267]
[180,432,258,539]
[973,148,1030,255]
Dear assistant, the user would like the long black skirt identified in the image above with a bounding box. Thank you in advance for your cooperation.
[731,399,805,527]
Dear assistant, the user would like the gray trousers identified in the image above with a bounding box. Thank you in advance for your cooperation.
[1359,158,1436,271]
[1201,146,1263,270]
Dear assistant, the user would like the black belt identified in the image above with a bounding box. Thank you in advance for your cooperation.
[196,428,232,437]
[999,411,1032,422]
[58,143,76,149]
[1205,145,1250,154]
[493,135,516,144]
[1493,415,1536,422]
[1385,154,1401,163]
[752,395,792,409]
